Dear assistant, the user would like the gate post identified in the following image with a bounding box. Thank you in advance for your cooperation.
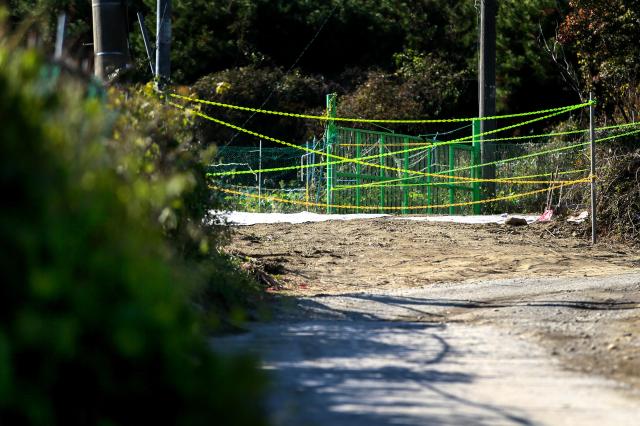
[326,94,337,214]
[379,136,386,213]
[426,147,432,214]
[402,137,410,214]
[472,120,482,214]
[356,131,362,213]
[449,144,456,215]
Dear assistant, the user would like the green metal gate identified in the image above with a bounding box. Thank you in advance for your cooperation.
[324,94,482,215]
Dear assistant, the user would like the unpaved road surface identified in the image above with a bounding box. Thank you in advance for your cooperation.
[221,219,640,425]
[230,218,640,294]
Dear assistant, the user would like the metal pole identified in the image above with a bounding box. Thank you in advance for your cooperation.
[306,139,311,206]
[426,148,432,214]
[471,120,482,214]
[156,0,171,82]
[137,12,155,76]
[479,0,497,199]
[326,94,337,214]
[312,140,317,210]
[54,13,66,60]
[355,132,362,213]
[379,136,386,214]
[448,144,455,215]
[402,137,409,214]
[589,92,597,244]
[258,140,263,213]
[92,0,130,80]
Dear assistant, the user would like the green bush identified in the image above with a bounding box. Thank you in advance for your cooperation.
[191,65,329,147]
[0,38,267,426]
[337,52,469,135]
[107,84,267,317]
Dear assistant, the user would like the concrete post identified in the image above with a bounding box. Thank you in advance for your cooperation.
[92,0,129,80]
[479,0,497,199]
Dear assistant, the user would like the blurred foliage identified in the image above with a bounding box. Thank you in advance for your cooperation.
[109,83,220,258]
[7,0,93,58]
[0,25,267,426]
[109,83,267,316]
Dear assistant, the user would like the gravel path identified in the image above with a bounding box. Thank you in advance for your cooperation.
[214,274,640,425]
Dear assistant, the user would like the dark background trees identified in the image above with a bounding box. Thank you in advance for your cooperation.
[8,1,582,121]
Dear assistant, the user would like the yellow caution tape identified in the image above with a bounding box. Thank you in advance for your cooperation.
[174,102,585,185]
[339,127,640,190]
[170,93,591,124]
[331,175,588,191]
[210,177,591,211]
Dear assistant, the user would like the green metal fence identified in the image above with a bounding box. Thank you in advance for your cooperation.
[325,95,482,215]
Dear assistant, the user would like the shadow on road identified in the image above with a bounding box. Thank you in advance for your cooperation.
[219,297,535,426]
[306,292,638,315]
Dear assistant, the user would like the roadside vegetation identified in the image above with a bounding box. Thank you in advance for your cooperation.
[0,14,267,425]
[1,0,639,423]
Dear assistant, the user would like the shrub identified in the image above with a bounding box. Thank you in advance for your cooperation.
[0,35,267,426]
[191,65,330,147]
[337,52,470,135]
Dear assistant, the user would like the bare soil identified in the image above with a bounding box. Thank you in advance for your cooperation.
[230,218,640,295]
[229,218,640,391]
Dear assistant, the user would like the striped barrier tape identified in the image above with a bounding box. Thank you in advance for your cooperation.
[210,177,592,211]
[170,92,592,124]
[173,102,585,184]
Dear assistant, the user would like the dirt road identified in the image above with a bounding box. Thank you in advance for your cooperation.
[222,218,640,425]
[230,218,640,294]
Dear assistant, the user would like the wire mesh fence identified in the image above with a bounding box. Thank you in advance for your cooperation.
[329,127,478,214]
[212,143,327,213]
[207,124,607,215]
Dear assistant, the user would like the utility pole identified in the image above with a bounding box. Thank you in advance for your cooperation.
[91,0,129,80]
[156,0,172,82]
[479,0,497,199]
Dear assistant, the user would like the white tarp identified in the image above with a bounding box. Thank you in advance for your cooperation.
[214,211,540,226]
